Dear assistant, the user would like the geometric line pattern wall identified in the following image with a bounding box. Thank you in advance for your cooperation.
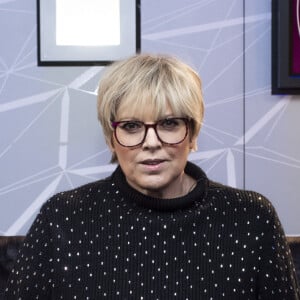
[1,0,300,235]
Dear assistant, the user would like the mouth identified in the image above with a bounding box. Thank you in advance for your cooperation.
[140,159,165,166]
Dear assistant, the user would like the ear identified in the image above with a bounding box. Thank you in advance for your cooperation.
[189,136,198,152]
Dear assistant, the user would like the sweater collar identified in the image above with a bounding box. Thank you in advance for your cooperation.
[112,161,208,211]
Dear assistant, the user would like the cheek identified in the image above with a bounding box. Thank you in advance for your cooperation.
[114,145,137,166]
[107,134,116,153]
[167,143,191,161]
[117,151,139,180]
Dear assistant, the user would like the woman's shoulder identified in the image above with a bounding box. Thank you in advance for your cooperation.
[43,175,114,212]
[206,179,276,216]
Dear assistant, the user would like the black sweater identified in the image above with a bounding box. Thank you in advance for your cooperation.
[5,162,300,299]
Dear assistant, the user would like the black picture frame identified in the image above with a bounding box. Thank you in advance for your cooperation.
[37,0,141,66]
[272,0,300,94]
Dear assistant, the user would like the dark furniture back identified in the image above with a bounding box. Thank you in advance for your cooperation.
[0,236,25,299]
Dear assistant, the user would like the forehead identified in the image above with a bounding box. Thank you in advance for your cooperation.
[116,97,174,121]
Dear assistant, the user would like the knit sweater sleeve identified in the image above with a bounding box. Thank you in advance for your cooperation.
[4,202,53,299]
[255,194,300,299]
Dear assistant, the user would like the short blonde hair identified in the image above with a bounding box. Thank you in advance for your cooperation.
[97,53,204,162]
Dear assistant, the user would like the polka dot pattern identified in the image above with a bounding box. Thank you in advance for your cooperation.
[5,162,300,299]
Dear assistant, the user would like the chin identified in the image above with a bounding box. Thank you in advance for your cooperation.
[145,176,167,187]
[141,182,165,192]
[139,181,170,196]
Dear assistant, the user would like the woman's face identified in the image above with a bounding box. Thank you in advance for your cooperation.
[109,102,197,198]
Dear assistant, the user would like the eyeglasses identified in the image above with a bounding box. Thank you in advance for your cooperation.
[111,117,189,148]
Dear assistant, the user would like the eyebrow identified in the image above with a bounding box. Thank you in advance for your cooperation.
[116,114,178,122]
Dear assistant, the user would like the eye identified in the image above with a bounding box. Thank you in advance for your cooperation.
[119,121,143,133]
[159,118,181,130]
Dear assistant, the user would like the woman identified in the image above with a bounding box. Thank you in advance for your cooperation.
[5,54,299,299]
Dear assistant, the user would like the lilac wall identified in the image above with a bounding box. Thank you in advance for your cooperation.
[0,0,299,234]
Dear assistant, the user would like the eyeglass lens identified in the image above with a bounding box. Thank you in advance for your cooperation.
[113,118,188,147]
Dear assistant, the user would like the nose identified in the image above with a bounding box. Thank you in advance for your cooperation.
[142,127,162,148]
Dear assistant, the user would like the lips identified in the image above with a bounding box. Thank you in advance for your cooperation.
[141,159,165,165]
